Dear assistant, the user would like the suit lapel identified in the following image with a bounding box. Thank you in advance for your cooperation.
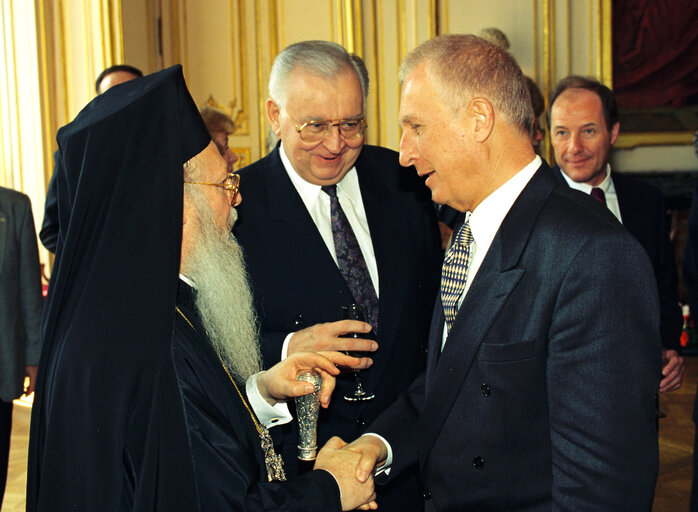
[612,174,645,241]
[419,165,556,467]
[356,153,414,386]
[259,151,350,295]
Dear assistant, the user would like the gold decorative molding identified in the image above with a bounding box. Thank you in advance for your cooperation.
[232,147,251,169]
[230,0,249,135]
[339,0,362,54]
[616,132,694,149]
[376,0,386,145]
[428,0,437,38]
[541,0,554,164]
[597,0,613,87]
[36,0,55,184]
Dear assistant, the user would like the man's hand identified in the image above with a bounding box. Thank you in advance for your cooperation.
[345,435,389,484]
[24,365,38,396]
[659,349,685,392]
[256,352,373,407]
[288,320,378,357]
[314,437,378,511]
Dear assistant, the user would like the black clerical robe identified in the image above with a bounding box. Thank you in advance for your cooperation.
[170,280,341,511]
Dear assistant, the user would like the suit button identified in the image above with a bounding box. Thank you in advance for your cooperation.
[473,456,485,469]
[422,488,431,500]
[481,383,491,396]
[355,418,365,427]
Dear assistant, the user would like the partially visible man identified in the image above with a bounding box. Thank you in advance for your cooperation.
[548,75,684,392]
[200,106,239,172]
[0,186,43,507]
[40,64,143,253]
[349,34,661,511]
[234,40,442,510]
[94,64,143,95]
[27,65,376,511]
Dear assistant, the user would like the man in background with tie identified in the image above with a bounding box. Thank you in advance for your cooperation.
[233,40,442,511]
[347,34,661,511]
[548,75,684,393]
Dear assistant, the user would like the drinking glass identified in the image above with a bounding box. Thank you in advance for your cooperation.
[341,304,375,402]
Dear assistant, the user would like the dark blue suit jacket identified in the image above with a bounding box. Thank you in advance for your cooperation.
[233,144,442,510]
[370,164,661,511]
[552,165,682,351]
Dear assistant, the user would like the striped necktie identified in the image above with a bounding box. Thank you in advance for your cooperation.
[441,221,474,332]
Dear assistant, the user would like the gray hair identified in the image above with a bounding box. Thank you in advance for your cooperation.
[399,34,533,135]
[268,40,367,106]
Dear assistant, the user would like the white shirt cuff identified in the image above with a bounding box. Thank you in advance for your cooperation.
[281,332,294,360]
[361,433,393,475]
[246,372,293,429]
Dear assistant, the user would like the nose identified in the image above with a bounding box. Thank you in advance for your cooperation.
[322,125,344,153]
[399,130,417,167]
[569,132,583,153]
[225,149,238,172]
[233,190,242,207]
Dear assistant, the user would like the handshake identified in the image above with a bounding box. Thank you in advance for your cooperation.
[313,435,388,511]
[256,348,389,511]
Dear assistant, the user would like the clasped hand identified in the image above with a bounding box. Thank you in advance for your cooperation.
[315,437,379,511]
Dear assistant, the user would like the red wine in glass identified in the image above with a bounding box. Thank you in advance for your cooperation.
[341,304,375,402]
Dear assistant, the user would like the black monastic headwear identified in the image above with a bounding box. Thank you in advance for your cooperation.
[27,65,211,510]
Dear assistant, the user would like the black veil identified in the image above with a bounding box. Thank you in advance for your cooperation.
[27,65,211,510]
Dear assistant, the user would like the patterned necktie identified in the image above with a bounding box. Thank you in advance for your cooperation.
[321,185,379,331]
[441,221,474,332]
[590,187,607,206]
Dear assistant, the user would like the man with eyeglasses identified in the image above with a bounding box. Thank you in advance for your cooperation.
[234,40,442,511]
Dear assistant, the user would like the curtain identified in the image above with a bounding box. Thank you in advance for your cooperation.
[612,0,698,108]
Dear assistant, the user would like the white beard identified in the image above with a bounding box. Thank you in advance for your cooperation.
[185,193,262,382]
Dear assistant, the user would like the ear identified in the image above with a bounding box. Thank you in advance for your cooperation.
[266,99,282,136]
[609,122,620,145]
[468,97,495,143]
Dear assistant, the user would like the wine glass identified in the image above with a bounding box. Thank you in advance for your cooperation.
[341,304,375,402]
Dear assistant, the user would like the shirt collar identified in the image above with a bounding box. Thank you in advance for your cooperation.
[278,142,360,208]
[560,163,612,194]
[469,155,541,250]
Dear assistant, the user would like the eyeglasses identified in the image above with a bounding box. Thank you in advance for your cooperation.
[184,172,240,205]
[285,110,367,144]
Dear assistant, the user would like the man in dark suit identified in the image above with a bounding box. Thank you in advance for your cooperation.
[548,75,684,393]
[0,186,43,505]
[348,34,661,511]
[234,41,442,510]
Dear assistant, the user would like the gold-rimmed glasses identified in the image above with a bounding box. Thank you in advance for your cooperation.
[285,110,367,144]
[184,172,240,205]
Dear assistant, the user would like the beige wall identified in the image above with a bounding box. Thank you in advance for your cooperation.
[119,0,695,173]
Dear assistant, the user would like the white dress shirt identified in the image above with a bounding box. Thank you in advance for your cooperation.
[441,155,542,349]
[559,163,623,222]
[279,143,379,358]
[370,155,543,470]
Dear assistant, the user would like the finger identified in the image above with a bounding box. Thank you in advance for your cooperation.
[317,371,336,407]
[319,351,373,369]
[356,452,379,483]
[333,319,373,335]
[290,352,343,376]
[332,338,378,354]
[323,436,347,450]
[662,358,681,374]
